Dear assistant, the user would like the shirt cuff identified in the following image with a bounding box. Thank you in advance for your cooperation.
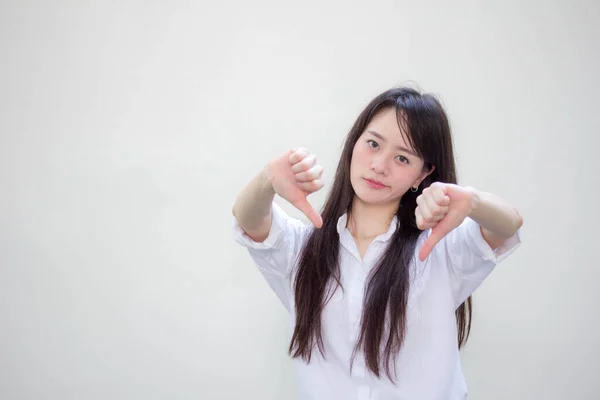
[232,202,287,250]
[465,217,523,264]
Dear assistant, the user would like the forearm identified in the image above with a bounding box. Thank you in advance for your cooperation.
[469,190,523,240]
[232,165,276,234]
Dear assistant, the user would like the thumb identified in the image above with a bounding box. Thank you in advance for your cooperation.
[418,222,448,261]
[418,237,435,262]
[292,197,323,228]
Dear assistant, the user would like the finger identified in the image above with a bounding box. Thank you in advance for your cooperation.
[415,206,424,229]
[416,197,437,225]
[295,165,324,182]
[431,187,450,207]
[423,189,449,217]
[297,179,324,193]
[291,155,316,173]
[415,207,436,230]
[288,147,310,164]
[418,192,448,223]
[291,197,323,228]
[415,206,423,229]
[424,196,449,220]
[428,211,446,223]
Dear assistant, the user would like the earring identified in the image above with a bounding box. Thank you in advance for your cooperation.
[411,186,418,192]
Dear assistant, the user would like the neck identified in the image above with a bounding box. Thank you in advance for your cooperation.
[347,196,399,239]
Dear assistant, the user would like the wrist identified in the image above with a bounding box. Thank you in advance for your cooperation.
[261,164,276,196]
[466,187,483,219]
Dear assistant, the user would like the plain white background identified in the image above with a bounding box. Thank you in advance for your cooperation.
[1,0,598,399]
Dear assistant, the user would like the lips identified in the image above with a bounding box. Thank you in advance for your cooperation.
[364,178,388,189]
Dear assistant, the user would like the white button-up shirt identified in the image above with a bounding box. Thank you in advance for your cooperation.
[233,202,522,400]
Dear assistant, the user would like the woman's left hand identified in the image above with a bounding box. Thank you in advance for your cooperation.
[415,182,477,261]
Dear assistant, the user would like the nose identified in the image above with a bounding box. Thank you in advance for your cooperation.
[371,154,389,176]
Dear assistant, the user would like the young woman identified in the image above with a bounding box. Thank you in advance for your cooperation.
[232,87,523,399]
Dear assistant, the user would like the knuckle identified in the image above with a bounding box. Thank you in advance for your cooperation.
[297,171,309,181]
[302,156,315,168]
[293,148,306,160]
[311,165,323,178]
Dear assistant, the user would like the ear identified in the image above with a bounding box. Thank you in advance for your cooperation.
[412,164,436,188]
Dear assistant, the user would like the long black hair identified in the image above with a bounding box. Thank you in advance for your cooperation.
[288,87,472,380]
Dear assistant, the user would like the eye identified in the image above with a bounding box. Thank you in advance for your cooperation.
[367,140,379,149]
[396,155,409,164]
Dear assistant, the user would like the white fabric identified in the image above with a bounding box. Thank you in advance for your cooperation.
[232,202,522,400]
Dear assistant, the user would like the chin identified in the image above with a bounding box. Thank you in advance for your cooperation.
[353,187,402,208]
[352,188,385,205]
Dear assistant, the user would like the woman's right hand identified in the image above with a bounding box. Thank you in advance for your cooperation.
[266,148,325,228]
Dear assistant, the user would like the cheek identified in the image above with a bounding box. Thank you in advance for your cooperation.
[350,148,359,173]
[351,145,369,168]
[389,167,420,188]
[350,148,369,184]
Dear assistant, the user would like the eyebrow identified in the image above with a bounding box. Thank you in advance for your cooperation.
[366,130,419,157]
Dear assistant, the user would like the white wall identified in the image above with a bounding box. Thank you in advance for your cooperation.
[1,0,598,399]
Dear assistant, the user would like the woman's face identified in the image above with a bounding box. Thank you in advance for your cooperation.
[350,108,431,207]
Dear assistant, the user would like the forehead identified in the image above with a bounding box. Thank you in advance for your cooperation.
[365,108,412,148]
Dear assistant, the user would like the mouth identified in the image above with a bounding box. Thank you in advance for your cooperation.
[364,178,388,189]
